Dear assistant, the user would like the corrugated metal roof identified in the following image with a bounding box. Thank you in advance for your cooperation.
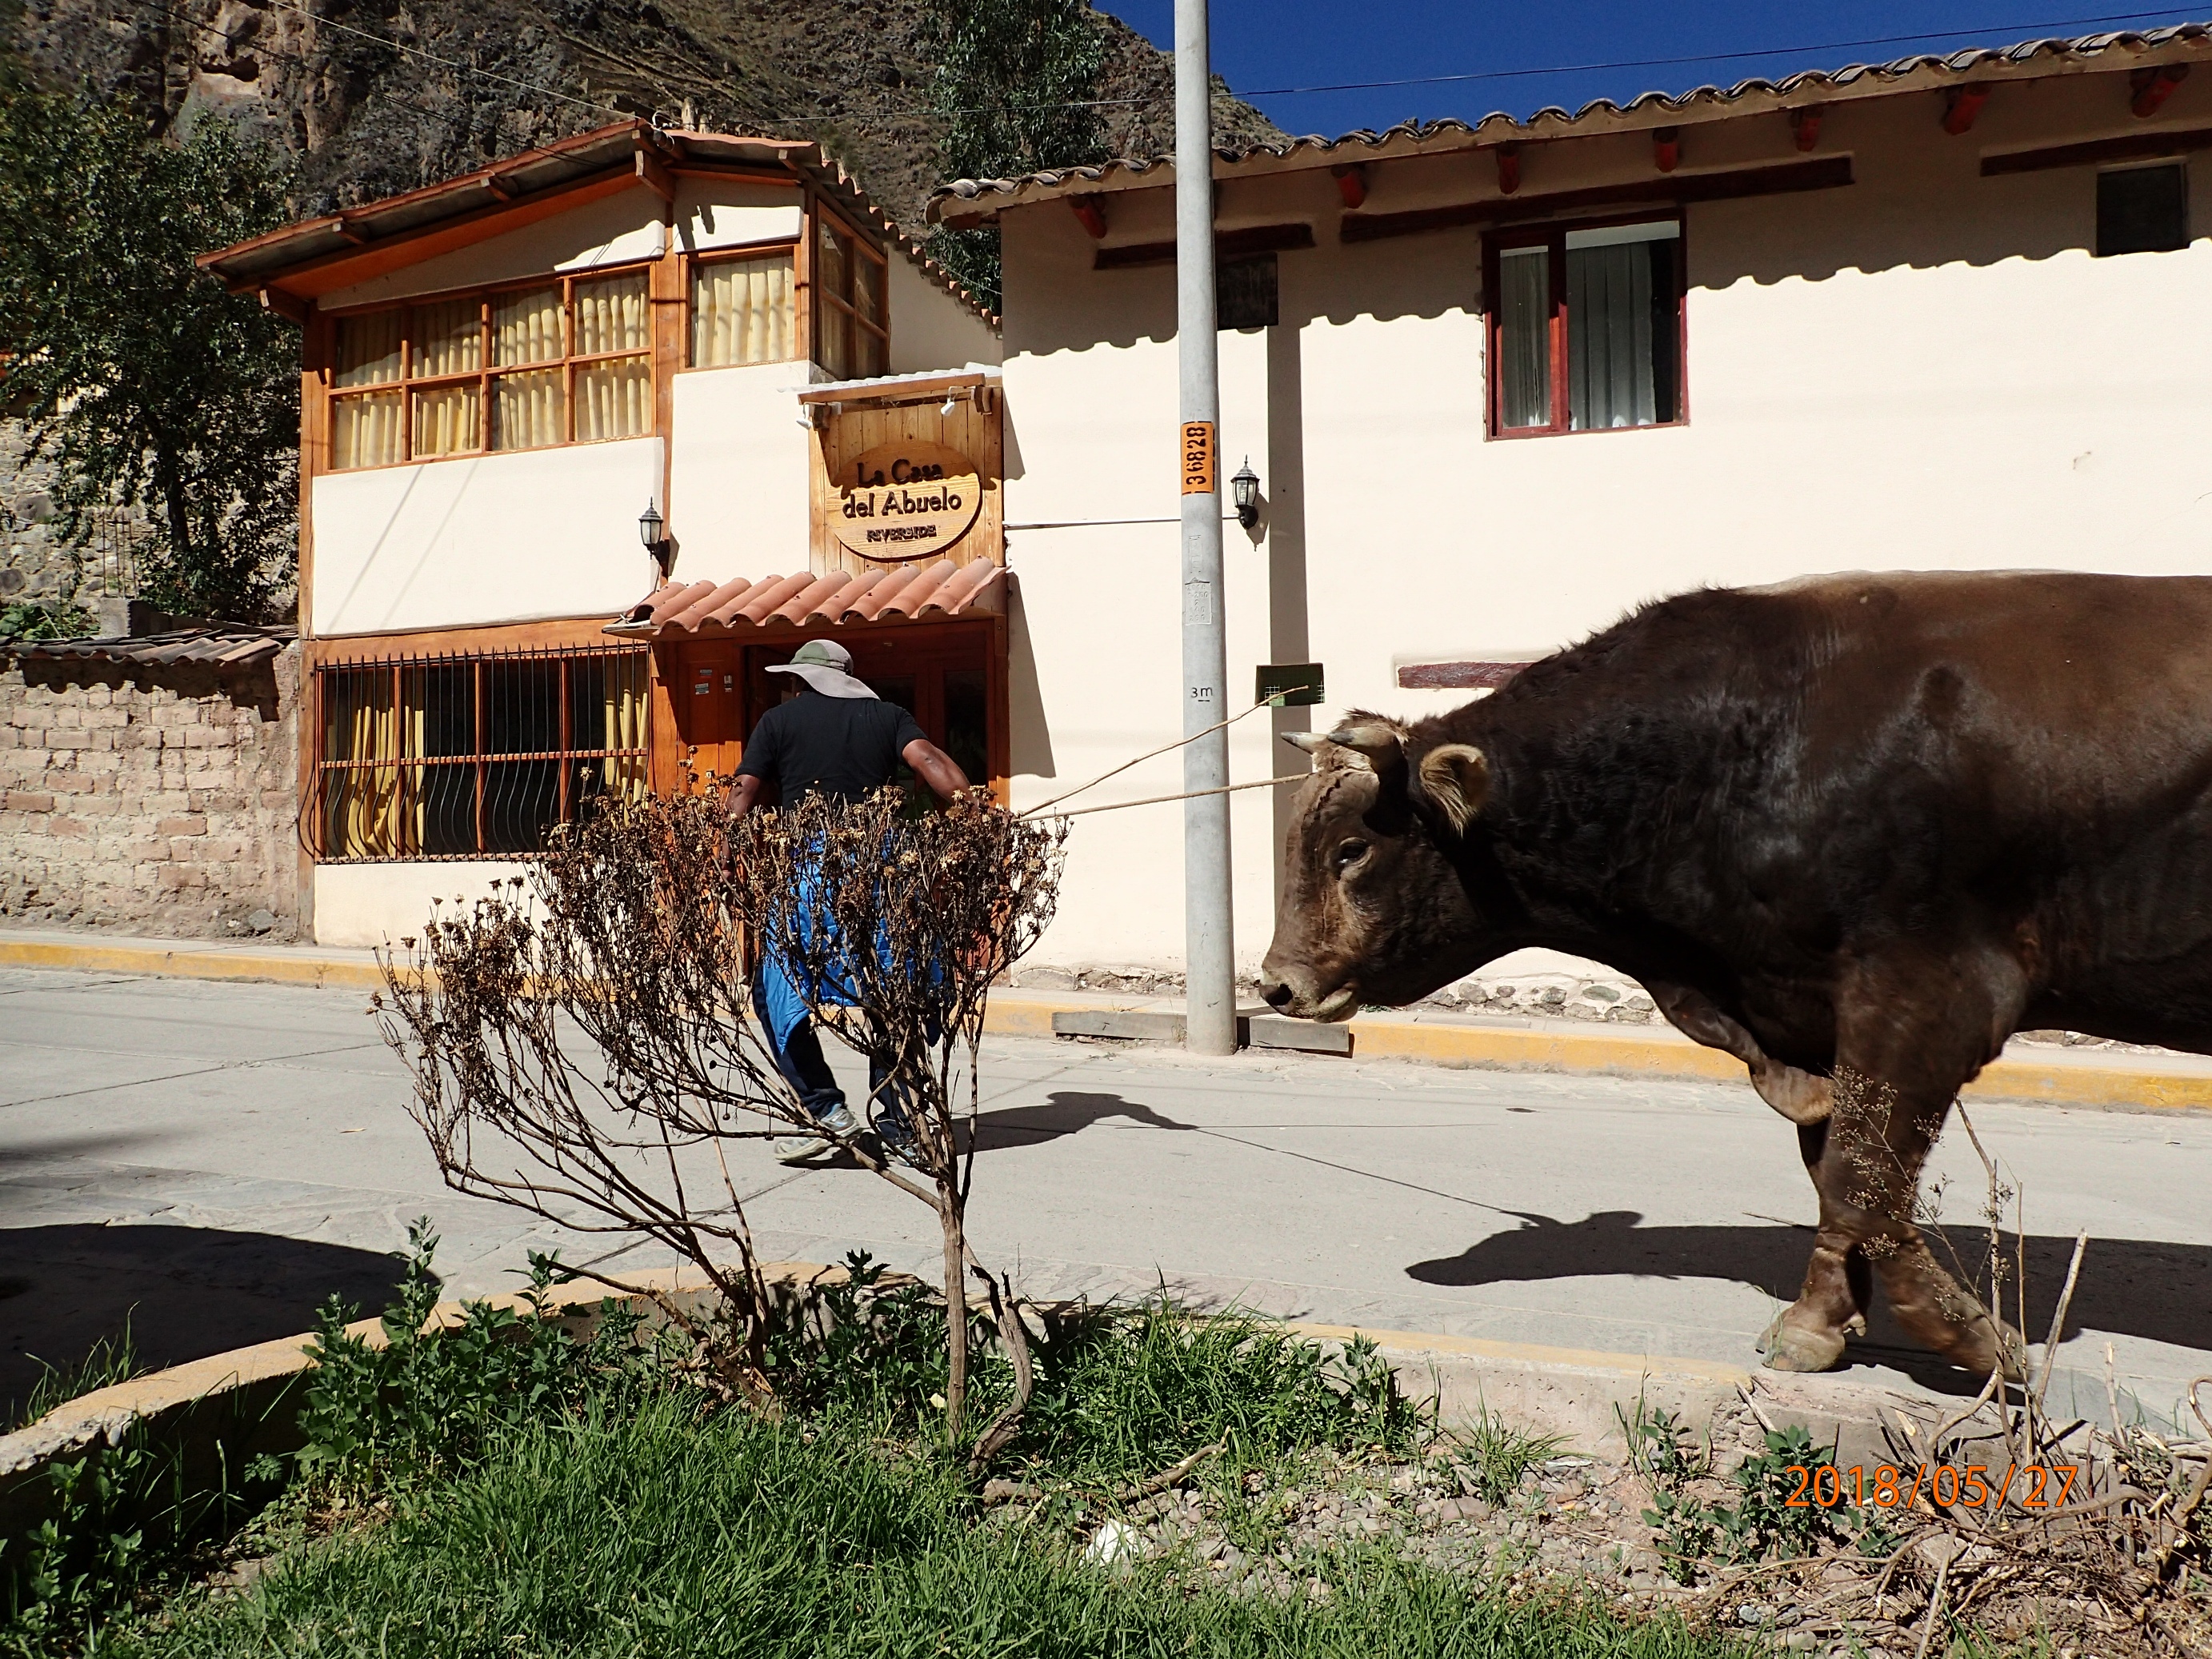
[607,561,1005,638]
[200,120,996,322]
[929,22,2212,222]
[5,629,293,670]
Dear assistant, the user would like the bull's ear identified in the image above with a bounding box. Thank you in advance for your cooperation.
[1418,743,1490,833]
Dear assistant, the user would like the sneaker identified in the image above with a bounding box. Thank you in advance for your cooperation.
[774,1104,860,1165]
[874,1123,930,1173]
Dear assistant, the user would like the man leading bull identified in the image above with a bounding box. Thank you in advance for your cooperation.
[1261,570,2212,1377]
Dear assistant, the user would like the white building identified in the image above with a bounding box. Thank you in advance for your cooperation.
[931,22,2212,975]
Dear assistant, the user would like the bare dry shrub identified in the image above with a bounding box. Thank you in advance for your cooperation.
[374,786,1066,1461]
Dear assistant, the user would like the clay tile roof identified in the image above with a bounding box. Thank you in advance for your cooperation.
[927,22,2212,223]
[3,627,294,670]
[606,562,1006,640]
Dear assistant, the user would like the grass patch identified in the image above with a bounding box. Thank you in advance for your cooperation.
[8,1325,144,1434]
[117,1400,1753,1659]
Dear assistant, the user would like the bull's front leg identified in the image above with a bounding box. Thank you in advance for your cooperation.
[1764,955,2028,1377]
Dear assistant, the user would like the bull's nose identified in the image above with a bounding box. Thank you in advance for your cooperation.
[1259,980,1294,1009]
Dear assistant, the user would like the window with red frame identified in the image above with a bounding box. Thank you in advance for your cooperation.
[1489,219,1683,437]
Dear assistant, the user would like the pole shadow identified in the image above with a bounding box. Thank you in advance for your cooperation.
[0,1224,414,1428]
[1406,1210,2212,1392]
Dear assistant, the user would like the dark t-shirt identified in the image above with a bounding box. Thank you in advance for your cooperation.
[735,690,927,805]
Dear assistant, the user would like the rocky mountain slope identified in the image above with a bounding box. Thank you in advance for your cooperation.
[6,0,1285,230]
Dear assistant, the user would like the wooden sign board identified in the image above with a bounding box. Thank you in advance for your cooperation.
[830,440,983,564]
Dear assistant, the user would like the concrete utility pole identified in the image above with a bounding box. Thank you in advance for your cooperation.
[1174,0,1235,1056]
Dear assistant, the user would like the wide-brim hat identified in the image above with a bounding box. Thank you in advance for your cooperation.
[764,638,877,699]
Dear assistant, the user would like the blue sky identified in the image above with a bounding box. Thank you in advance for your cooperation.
[1096,3,2210,137]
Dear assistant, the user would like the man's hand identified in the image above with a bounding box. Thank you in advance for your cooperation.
[902,738,971,805]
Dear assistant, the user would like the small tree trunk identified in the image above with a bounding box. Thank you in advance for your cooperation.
[940,1183,969,1444]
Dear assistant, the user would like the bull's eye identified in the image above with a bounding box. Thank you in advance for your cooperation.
[1332,839,1370,876]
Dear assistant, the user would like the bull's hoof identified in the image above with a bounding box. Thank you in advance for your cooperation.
[1757,1309,1847,1373]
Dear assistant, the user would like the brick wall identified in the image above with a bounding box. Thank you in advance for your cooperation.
[0,646,301,937]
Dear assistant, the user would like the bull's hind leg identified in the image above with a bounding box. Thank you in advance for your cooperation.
[1765,953,2027,1377]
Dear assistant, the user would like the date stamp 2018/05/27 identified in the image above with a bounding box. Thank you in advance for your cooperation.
[1785,1464,2080,1510]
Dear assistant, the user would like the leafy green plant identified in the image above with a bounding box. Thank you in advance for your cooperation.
[1715,1425,1865,1563]
[0,601,94,645]
[1450,1407,1566,1505]
[295,1219,657,1494]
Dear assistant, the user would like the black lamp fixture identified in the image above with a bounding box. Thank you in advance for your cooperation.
[638,497,670,576]
[1230,458,1262,530]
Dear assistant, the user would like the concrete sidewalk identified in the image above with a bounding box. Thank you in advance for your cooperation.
[6,924,2211,1112]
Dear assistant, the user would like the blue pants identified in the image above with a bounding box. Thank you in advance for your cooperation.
[751,973,911,1137]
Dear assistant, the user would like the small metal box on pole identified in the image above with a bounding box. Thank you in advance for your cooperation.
[1175,0,1235,1056]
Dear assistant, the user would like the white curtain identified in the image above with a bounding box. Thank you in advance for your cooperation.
[493,368,565,451]
[1566,222,1678,431]
[576,358,650,442]
[1496,248,1550,430]
[412,382,482,458]
[494,286,564,366]
[691,253,795,366]
[574,273,649,356]
[331,391,403,470]
[411,298,482,378]
[334,311,402,388]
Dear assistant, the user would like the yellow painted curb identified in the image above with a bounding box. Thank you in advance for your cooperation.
[0,937,387,992]
[1283,1321,1754,1387]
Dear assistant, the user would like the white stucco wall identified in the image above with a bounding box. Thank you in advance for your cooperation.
[995,69,2212,975]
[310,438,665,634]
[676,179,802,254]
[314,861,541,949]
[887,258,1003,374]
[665,362,815,579]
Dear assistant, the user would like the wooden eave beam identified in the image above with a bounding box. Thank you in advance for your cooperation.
[1981,121,2212,175]
[634,145,676,205]
[219,166,643,298]
[1069,194,1108,238]
[1653,127,1681,173]
[2132,64,2190,118]
[1331,164,1368,209]
[794,369,994,406]
[258,286,310,324]
[1943,84,1992,135]
[665,162,800,187]
[1493,143,1522,195]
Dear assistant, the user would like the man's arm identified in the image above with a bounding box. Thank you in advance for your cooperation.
[902,738,971,805]
[726,773,766,816]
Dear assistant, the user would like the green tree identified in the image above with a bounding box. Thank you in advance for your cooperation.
[925,0,1110,309]
[0,89,299,623]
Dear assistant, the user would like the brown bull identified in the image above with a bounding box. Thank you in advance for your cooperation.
[1258,571,2212,1376]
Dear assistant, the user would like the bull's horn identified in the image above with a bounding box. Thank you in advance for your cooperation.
[1325,722,1405,768]
[1282,731,1330,755]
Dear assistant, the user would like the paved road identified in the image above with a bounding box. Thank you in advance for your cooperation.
[3,968,2208,1431]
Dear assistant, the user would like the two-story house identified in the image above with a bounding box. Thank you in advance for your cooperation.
[202,123,1003,945]
[930,22,2212,977]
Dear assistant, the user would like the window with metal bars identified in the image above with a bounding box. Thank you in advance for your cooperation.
[327,266,656,471]
[310,645,650,861]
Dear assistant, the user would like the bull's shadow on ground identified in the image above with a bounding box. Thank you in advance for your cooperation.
[0,1224,412,1427]
[1407,1211,2212,1393]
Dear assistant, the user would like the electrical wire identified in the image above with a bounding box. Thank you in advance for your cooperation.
[942,7,2202,114]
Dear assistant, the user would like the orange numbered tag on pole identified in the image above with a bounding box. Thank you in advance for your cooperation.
[1181,421,1216,494]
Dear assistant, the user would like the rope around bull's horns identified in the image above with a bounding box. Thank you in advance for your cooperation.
[1018,687,1318,820]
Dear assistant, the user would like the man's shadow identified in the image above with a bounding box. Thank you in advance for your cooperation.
[970,1091,1197,1153]
[1407,1210,2212,1392]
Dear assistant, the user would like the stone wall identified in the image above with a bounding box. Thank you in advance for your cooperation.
[0,646,301,937]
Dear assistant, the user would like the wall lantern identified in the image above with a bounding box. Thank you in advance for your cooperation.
[638,497,671,577]
[1230,459,1262,530]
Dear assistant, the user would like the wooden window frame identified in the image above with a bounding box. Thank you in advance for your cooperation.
[680,239,803,372]
[1483,213,1689,441]
[307,641,650,862]
[326,262,661,472]
[812,207,890,380]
